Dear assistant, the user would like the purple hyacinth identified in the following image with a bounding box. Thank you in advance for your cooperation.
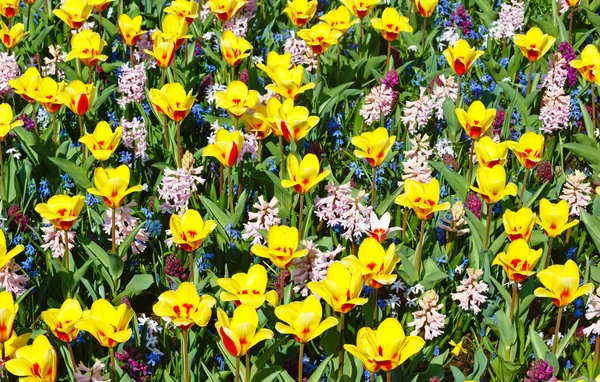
[380,70,399,90]
[451,4,474,37]
[465,192,482,219]
[558,41,578,88]
[15,113,34,132]
[524,360,557,382]
[239,68,249,84]
[164,254,188,281]
[492,108,505,135]
[536,161,553,184]
[7,205,29,233]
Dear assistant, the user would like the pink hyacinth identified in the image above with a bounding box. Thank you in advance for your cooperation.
[292,241,344,296]
[359,84,398,126]
[158,164,206,214]
[583,288,600,337]
[560,170,593,217]
[41,224,75,259]
[401,88,435,133]
[490,0,525,41]
[117,62,147,108]
[540,53,570,134]
[408,290,446,340]
[242,196,281,245]
[102,201,149,257]
[42,45,66,80]
[121,117,148,162]
[74,359,108,382]
[401,134,433,183]
[451,268,489,314]
[284,31,317,72]
[134,29,157,69]
[0,260,29,296]
[0,53,19,99]
[225,14,250,37]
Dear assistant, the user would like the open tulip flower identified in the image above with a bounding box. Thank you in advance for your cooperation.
[118,14,146,46]
[164,0,199,25]
[415,0,438,17]
[342,237,400,288]
[214,80,260,120]
[254,97,281,136]
[371,8,413,41]
[493,239,542,283]
[341,0,380,19]
[455,101,496,139]
[241,105,272,139]
[5,335,57,382]
[78,121,122,161]
[281,153,331,194]
[169,209,216,252]
[149,82,195,122]
[536,199,579,238]
[89,0,112,13]
[161,13,192,50]
[76,299,134,348]
[34,195,85,231]
[0,103,23,141]
[534,260,594,308]
[443,39,484,76]
[474,136,508,168]
[251,225,308,269]
[221,31,253,67]
[35,77,65,114]
[9,66,41,104]
[207,0,247,22]
[274,295,338,343]
[56,80,95,116]
[87,165,143,209]
[0,0,19,18]
[502,207,536,242]
[0,22,27,49]
[362,211,402,242]
[507,131,544,170]
[307,262,368,314]
[297,23,342,55]
[264,65,315,100]
[41,299,83,343]
[272,99,319,143]
[570,44,600,83]
[394,178,450,221]
[216,304,274,358]
[320,6,359,34]
[145,32,177,68]
[3,333,31,362]
[283,0,317,27]
[514,27,556,62]
[53,0,93,29]
[351,127,396,168]
[217,263,279,308]
[66,30,108,67]
[256,51,294,80]
[0,291,18,342]
[0,230,23,270]
[471,165,517,205]
[153,282,217,330]
[202,129,244,168]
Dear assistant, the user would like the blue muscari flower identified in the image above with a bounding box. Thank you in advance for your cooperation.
[433,346,440,356]
[140,208,154,219]
[592,336,597,345]
[348,162,364,180]
[27,182,36,194]
[273,33,283,43]
[39,179,50,199]
[143,101,152,116]
[215,354,225,371]
[21,256,34,273]
[302,354,317,375]
[206,64,217,73]
[12,234,22,245]
[61,174,75,190]
[512,109,522,125]
[435,227,445,245]
[257,75,265,87]
[470,80,483,99]
[147,351,162,367]
[74,332,85,345]
[378,299,387,309]
[566,246,577,260]
[119,151,133,164]
[363,371,372,381]
[225,223,242,240]
[361,285,373,297]
[85,194,101,206]
[145,220,162,238]
[440,184,448,198]
[499,57,509,68]
[492,203,502,215]
[25,244,35,256]
[565,360,573,370]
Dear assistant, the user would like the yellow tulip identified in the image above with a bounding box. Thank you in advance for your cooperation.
[148,82,195,122]
[256,51,293,81]
[342,237,400,289]
[207,0,247,22]
[471,165,517,204]
[153,282,217,330]
[320,6,360,34]
[565,0,580,5]
[283,0,318,27]
[344,318,425,372]
[371,8,413,41]
[502,207,536,242]
[443,39,484,76]
[240,105,272,139]
[216,263,279,308]
[340,0,380,19]
[493,239,542,283]
[514,27,556,62]
[415,0,438,17]
[41,299,83,343]
[75,299,134,348]
[0,230,23,271]
[214,80,259,119]
[221,30,252,67]
[351,127,395,168]
[88,0,112,12]
[56,80,95,116]
[35,77,65,114]
[455,100,496,139]
[34,195,86,231]
[272,99,319,143]
[0,0,18,18]
[0,291,18,342]
[281,153,331,194]
[3,333,31,362]
[254,97,281,137]
[274,295,338,343]
[118,14,146,46]
[144,32,177,69]
[474,136,508,168]
[534,260,593,307]
[66,30,108,67]
[215,304,274,357]
[506,131,544,169]
[570,44,600,83]
[0,22,27,49]
[202,129,245,167]
[87,165,143,209]
[5,336,57,382]
[394,178,450,220]
[297,23,342,55]
[8,66,42,104]
[536,199,579,238]
[78,121,122,161]
[53,0,93,29]
[169,209,217,252]
[307,262,368,313]
[251,225,309,269]
[264,65,315,100]
[0,103,23,142]
[161,13,192,50]
[164,0,199,25]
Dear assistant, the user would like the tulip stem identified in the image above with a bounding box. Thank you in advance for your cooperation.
[526,62,534,96]
[456,76,461,106]
[466,140,473,184]
[371,166,376,207]
[509,281,518,320]
[182,329,190,382]
[338,313,345,381]
[387,41,392,71]
[64,230,70,272]
[231,65,235,82]
[279,268,284,304]
[52,113,58,147]
[161,68,165,87]
[32,102,38,135]
[130,48,135,66]
[298,194,304,240]
[235,357,240,382]
[421,18,427,48]
[26,4,32,32]
[387,371,392,382]
[518,168,529,208]
[228,166,234,214]
[111,208,117,254]
[298,343,305,382]
[593,83,597,133]
[316,55,320,89]
[258,140,262,162]
[279,136,285,178]
[110,347,117,382]
[408,0,413,19]
[415,219,425,275]
[173,55,177,82]
[373,288,378,327]
[484,204,492,250]
[569,9,574,44]
[401,209,408,241]
[543,237,554,269]
[189,252,195,283]
[79,115,87,162]
[163,116,169,151]
[245,352,250,382]
[1,342,5,381]
[552,307,563,354]
[67,342,77,373]
[177,121,182,168]
[99,13,103,38]
[359,21,363,58]
[594,335,599,370]
[219,163,224,197]
[0,142,4,199]
[238,157,244,198]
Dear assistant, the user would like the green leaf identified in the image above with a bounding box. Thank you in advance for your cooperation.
[581,211,600,254]
[118,223,144,259]
[114,274,154,303]
[307,355,333,382]
[430,161,467,199]
[48,157,93,189]
[556,320,579,358]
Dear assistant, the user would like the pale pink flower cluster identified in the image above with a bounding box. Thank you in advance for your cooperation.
[0,53,19,98]
[560,170,593,217]
[284,31,317,72]
[0,260,29,296]
[103,202,149,257]
[557,0,569,14]
[225,14,250,37]
[200,2,212,20]
[41,224,75,259]
[42,45,66,80]
[408,290,446,340]
[314,182,372,241]
[401,134,433,184]
[259,89,279,105]
[207,84,228,105]
[74,359,108,382]
[430,75,458,120]
[401,88,435,133]
[242,196,281,245]
[135,29,157,69]
[117,62,147,108]
[540,53,571,134]
[121,117,148,162]
[583,288,600,337]
[490,0,524,41]
[360,84,398,126]
[158,165,206,214]
[292,242,345,296]
[451,268,489,314]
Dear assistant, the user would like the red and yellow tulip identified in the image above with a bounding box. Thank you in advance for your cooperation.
[214,81,260,119]
[56,80,95,116]
[471,165,518,204]
[514,27,556,62]
[87,165,143,209]
[502,208,536,242]
[217,264,279,308]
[493,239,542,283]
[76,299,134,348]
[474,136,508,168]
[118,14,146,46]
[153,282,217,330]
[78,121,122,161]
[274,295,338,343]
[202,129,245,167]
[34,195,86,231]
[371,8,413,41]
[216,304,274,357]
[534,260,593,307]
[351,127,395,168]
[283,0,317,27]
[443,39,484,76]
[251,225,308,269]
[342,238,400,288]
[536,199,579,238]
[307,262,368,314]
[394,178,450,220]
[0,22,27,49]
[507,131,544,169]
[169,209,216,252]
[41,299,83,343]
[281,154,331,194]
[5,336,57,381]
[221,30,252,67]
[455,101,496,139]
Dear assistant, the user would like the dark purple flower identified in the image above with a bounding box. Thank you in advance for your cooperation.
[15,113,34,132]
[7,204,29,232]
[524,359,557,382]
[536,161,553,184]
[239,68,249,84]
[306,141,326,159]
[465,192,482,219]
[165,254,188,281]
[442,153,457,170]
[492,108,505,135]
[198,74,214,102]
[558,41,578,88]
[380,70,399,90]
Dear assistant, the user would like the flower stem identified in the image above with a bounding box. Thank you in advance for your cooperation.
[543,237,554,269]
[189,252,194,283]
[26,4,31,32]
[79,114,86,162]
[258,140,262,162]
[298,342,304,382]
[1,342,6,382]
[279,268,284,305]
[456,76,462,107]
[298,194,304,240]
[231,65,235,82]
[238,157,244,198]
[245,352,250,382]
[0,142,4,199]
[219,163,224,197]
[526,62,534,95]
[228,166,234,214]
[569,9,574,43]
[371,166,377,207]
[111,208,117,254]
[163,116,169,151]
[421,18,427,48]
[415,219,426,275]
[110,347,117,382]
[182,329,189,382]
[279,136,285,178]
[52,113,58,147]
[466,140,473,184]
[67,342,77,373]
[338,313,345,381]
[594,83,597,133]
[484,204,492,250]
[509,281,518,320]
[401,209,408,241]
[387,372,392,382]
[235,357,240,382]
[373,288,378,327]
[64,230,70,272]
[177,121,181,168]
[552,307,563,354]
[594,335,599,370]
[316,54,321,89]
[387,41,391,71]
[359,21,363,58]
[518,168,529,208]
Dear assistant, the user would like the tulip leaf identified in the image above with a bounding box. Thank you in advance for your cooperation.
[48,157,93,189]
[117,222,145,260]
[489,276,512,310]
[430,161,467,200]
[467,347,488,380]
[231,190,248,227]
[201,362,221,382]
[307,355,333,382]
[200,195,233,236]
[450,366,466,382]
[253,337,287,370]
[69,258,98,297]
[375,187,402,217]
[581,211,600,255]
[11,126,40,166]
[113,274,154,303]
[556,320,579,358]
[578,99,597,142]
